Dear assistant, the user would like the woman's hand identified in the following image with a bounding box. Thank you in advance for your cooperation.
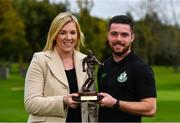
[63,93,80,108]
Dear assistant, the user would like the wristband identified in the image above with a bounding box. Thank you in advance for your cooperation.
[114,100,119,109]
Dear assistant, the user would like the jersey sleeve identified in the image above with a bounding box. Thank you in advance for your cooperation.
[134,64,157,99]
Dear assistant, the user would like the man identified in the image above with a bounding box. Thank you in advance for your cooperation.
[97,15,157,122]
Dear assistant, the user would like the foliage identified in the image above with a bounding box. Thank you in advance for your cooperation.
[78,9,107,60]
[133,12,161,65]
[0,0,180,66]
[12,0,67,61]
[154,25,180,66]
[0,0,27,62]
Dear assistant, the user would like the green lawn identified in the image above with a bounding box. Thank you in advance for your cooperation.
[0,65,180,122]
[143,66,180,122]
[0,64,28,121]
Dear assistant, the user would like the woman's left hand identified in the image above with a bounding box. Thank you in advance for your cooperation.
[63,93,80,108]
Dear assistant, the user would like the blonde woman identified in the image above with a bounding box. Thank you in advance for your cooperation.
[24,12,97,122]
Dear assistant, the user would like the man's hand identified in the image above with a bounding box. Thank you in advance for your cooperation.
[98,92,116,108]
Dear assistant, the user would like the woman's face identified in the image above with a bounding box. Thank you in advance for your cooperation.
[55,21,78,54]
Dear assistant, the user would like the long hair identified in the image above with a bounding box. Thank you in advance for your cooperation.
[43,11,84,51]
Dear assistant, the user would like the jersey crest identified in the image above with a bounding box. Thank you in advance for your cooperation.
[117,71,127,83]
[101,73,107,79]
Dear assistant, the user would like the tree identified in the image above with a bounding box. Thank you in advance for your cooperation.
[0,0,27,67]
[13,0,67,60]
[169,0,180,72]
[134,12,161,65]
[77,0,106,60]
[77,0,94,12]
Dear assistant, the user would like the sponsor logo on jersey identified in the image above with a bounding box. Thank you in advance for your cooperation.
[117,71,127,83]
[101,73,107,78]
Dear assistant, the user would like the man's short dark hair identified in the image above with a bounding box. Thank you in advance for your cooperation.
[108,15,134,32]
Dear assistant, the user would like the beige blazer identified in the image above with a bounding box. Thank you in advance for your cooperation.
[24,49,98,123]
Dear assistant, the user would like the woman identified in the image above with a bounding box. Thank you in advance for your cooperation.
[24,12,97,122]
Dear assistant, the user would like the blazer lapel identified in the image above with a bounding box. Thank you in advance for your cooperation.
[45,49,68,87]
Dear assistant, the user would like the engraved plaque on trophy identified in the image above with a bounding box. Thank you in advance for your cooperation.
[72,50,103,101]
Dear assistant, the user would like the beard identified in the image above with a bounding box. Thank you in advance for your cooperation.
[111,41,131,56]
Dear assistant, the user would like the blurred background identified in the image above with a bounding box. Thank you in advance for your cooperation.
[0,0,180,122]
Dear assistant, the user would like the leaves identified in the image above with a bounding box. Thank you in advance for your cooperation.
[0,0,26,61]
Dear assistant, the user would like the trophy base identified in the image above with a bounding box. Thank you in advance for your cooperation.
[72,92,103,102]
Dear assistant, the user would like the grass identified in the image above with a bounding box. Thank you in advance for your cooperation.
[0,65,180,122]
[0,64,28,121]
[143,66,180,122]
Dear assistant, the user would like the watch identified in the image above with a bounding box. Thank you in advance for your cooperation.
[114,99,119,109]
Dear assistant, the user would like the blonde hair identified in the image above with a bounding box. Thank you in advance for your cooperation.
[43,11,84,51]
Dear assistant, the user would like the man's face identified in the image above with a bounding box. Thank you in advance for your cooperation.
[108,23,134,56]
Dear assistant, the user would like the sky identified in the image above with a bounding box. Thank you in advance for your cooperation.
[50,0,180,25]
